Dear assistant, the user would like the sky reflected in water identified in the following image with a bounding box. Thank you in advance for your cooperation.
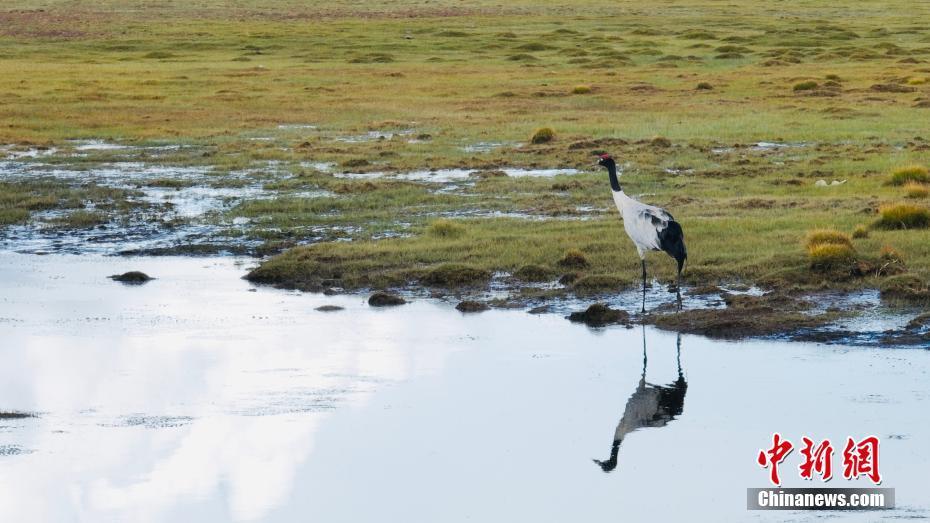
[0,253,928,522]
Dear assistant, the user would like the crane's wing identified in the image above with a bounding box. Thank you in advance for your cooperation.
[638,207,674,229]
[625,204,675,252]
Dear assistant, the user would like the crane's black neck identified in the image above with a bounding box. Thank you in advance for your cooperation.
[604,159,621,192]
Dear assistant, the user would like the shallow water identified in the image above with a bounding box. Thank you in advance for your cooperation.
[0,253,928,522]
[0,147,334,255]
[2,144,590,255]
[333,167,579,182]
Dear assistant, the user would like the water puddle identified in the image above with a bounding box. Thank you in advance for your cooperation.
[71,140,132,151]
[712,142,810,154]
[2,141,591,255]
[299,161,335,172]
[333,129,415,143]
[0,146,340,255]
[460,141,521,153]
[276,124,318,131]
[334,167,579,182]
[0,145,59,159]
[0,253,927,522]
[808,289,925,338]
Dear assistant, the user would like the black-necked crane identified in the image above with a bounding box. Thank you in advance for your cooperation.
[596,153,687,311]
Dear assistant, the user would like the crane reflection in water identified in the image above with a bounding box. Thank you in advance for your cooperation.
[594,331,687,472]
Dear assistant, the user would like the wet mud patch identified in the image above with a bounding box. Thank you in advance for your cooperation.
[568,303,631,327]
[316,304,345,312]
[644,288,929,346]
[647,293,837,340]
[455,300,489,312]
[368,292,406,306]
[109,271,153,284]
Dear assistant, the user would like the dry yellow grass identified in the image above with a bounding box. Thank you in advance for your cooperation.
[805,229,853,251]
[904,182,929,199]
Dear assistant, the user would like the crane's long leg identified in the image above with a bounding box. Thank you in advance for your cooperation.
[641,258,647,314]
[676,265,682,311]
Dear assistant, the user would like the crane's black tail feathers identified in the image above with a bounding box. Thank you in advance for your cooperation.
[658,220,687,273]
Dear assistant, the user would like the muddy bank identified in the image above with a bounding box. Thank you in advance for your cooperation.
[644,292,840,339]
[246,257,927,346]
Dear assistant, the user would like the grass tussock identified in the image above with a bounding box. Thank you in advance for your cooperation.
[572,274,630,293]
[793,81,819,91]
[880,245,905,263]
[874,203,930,229]
[53,210,108,228]
[421,263,490,287]
[805,229,853,250]
[427,219,466,238]
[808,243,856,271]
[530,127,555,144]
[904,182,929,198]
[880,274,930,304]
[887,165,930,186]
[650,136,672,148]
[571,85,592,94]
[852,224,870,239]
[558,248,589,269]
[0,208,30,226]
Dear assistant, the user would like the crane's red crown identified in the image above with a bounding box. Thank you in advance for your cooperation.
[599,153,612,160]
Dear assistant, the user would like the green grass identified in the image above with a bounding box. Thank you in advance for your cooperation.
[50,210,109,228]
[904,182,929,199]
[0,180,137,227]
[874,203,930,230]
[3,0,930,298]
[427,219,466,239]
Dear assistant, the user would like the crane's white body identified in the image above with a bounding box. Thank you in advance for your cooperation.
[611,190,674,258]
[597,153,686,312]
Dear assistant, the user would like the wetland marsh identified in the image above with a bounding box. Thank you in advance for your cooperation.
[3,2,930,520]
[3,1,930,340]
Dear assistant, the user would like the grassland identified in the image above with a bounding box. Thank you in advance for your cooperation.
[2,0,930,320]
